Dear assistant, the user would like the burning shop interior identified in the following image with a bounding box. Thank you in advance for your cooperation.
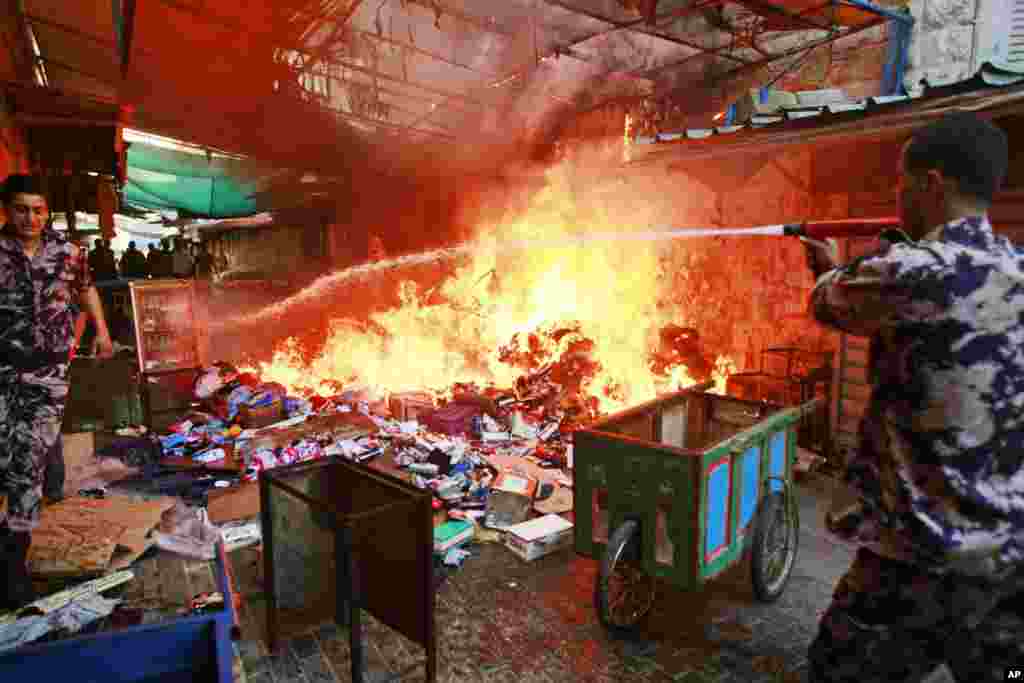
[5,0,1024,681]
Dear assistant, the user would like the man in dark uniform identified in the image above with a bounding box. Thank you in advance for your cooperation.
[145,242,160,278]
[804,113,1024,681]
[121,240,147,279]
[157,238,174,278]
[0,175,114,609]
[88,238,118,281]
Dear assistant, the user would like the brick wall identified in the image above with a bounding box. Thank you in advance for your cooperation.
[558,149,836,376]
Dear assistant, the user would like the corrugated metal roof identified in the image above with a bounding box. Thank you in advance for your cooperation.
[627,62,1024,164]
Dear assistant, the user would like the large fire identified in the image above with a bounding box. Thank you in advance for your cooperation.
[246,160,736,415]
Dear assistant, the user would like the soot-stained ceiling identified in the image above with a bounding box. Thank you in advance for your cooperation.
[4,0,902,175]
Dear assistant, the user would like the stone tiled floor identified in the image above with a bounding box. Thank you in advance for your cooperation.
[213,472,858,683]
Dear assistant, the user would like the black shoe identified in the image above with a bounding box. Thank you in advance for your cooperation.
[0,529,36,611]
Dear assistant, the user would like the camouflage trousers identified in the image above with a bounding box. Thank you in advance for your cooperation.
[0,364,68,532]
[808,547,1024,682]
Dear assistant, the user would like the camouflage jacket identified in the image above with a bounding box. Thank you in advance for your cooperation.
[0,226,92,367]
[811,215,1024,582]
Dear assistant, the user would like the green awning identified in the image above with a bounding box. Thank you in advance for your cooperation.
[124,141,260,218]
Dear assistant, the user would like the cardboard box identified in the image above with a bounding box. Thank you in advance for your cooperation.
[485,472,537,529]
[389,392,435,422]
[503,514,574,562]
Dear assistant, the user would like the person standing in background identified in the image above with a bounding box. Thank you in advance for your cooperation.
[145,243,160,278]
[171,237,194,279]
[88,238,105,280]
[194,241,214,280]
[121,240,147,279]
[157,238,174,278]
[96,238,117,280]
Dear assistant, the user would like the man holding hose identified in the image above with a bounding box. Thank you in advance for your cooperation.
[803,112,1024,682]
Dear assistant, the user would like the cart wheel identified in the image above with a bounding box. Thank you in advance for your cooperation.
[595,519,655,635]
[751,491,798,602]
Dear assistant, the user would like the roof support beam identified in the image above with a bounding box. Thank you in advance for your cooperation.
[332,106,456,139]
[274,89,457,139]
[402,0,710,130]
[539,0,751,64]
[349,28,501,77]
[35,56,122,87]
[369,81,475,115]
[293,0,368,76]
[23,13,159,58]
[2,0,38,83]
[719,17,882,82]
[326,56,489,108]
[572,16,883,120]
[629,48,716,80]
[730,0,833,31]
[112,0,137,75]
[398,0,594,64]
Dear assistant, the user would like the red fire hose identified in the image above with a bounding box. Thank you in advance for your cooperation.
[782,217,902,240]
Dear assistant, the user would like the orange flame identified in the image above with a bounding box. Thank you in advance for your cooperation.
[247,160,735,413]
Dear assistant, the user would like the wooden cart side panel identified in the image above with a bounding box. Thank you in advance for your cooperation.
[700,416,802,581]
[737,444,761,536]
[572,430,601,559]
[700,445,746,580]
[591,391,693,433]
[660,400,688,449]
[690,453,702,586]
[703,454,732,566]
[686,394,709,448]
[618,413,657,442]
[655,453,694,586]
[571,429,697,590]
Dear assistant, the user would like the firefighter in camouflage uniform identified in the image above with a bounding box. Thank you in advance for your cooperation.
[0,175,113,610]
[803,113,1024,681]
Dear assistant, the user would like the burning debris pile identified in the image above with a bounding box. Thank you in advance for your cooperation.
[237,161,737,416]
[114,151,748,570]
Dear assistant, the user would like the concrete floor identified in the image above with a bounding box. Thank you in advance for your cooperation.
[210,471,858,683]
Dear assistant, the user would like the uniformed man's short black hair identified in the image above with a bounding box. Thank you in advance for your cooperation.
[1,174,46,205]
[904,112,1009,203]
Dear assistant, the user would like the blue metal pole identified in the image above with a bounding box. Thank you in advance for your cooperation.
[881,19,912,95]
[837,0,914,25]
[838,0,914,96]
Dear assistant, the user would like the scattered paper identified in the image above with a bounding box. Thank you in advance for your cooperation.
[505,514,573,542]
[193,448,226,464]
[494,475,533,496]
[443,547,472,567]
[219,520,262,552]
[534,486,574,515]
[0,593,122,653]
[28,495,175,576]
